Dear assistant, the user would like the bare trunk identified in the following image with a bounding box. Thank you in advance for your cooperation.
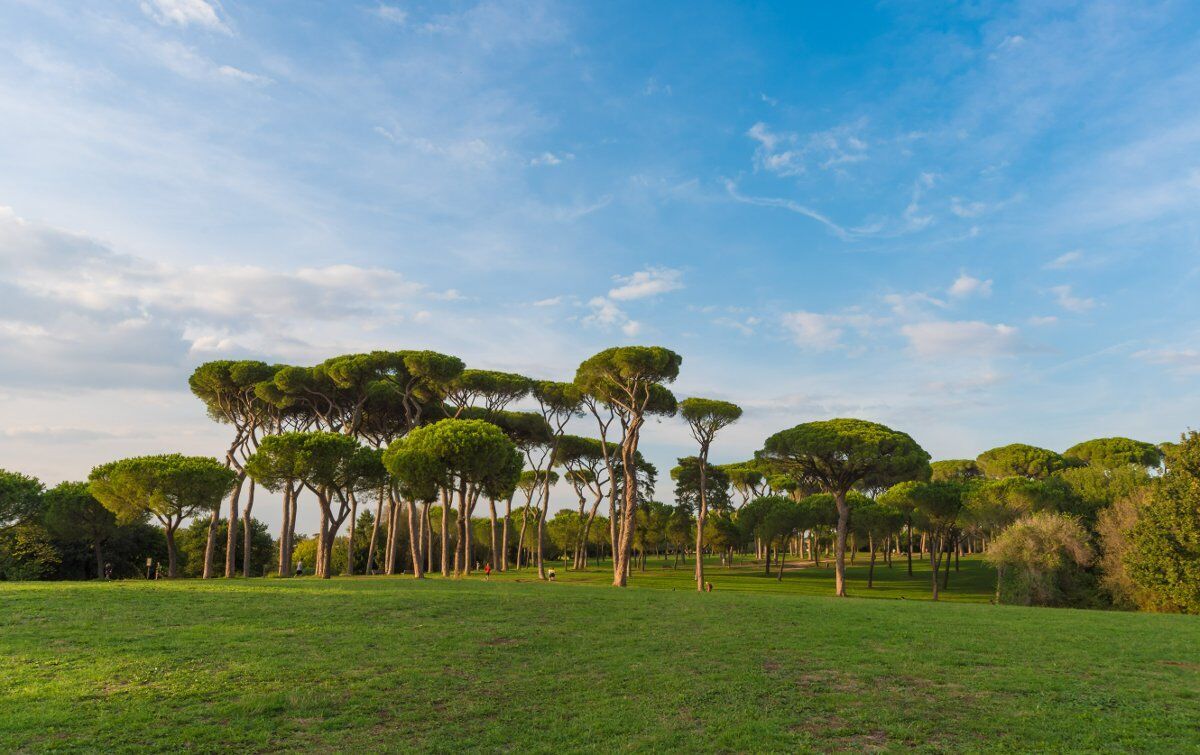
[241,480,256,577]
[94,539,105,580]
[345,492,358,576]
[501,494,512,571]
[407,500,425,579]
[696,442,709,592]
[278,485,292,577]
[165,524,179,578]
[930,536,941,601]
[225,475,244,577]
[367,488,383,575]
[867,533,876,588]
[833,490,849,597]
[440,487,451,577]
[488,498,500,572]
[202,504,220,579]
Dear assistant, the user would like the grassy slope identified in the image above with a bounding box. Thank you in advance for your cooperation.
[2,565,1198,753]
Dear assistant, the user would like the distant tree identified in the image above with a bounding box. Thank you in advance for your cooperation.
[177,517,274,578]
[1095,487,1154,610]
[554,434,616,569]
[0,523,60,580]
[911,481,966,601]
[1054,464,1151,525]
[530,381,582,580]
[575,346,681,587]
[1064,437,1163,470]
[89,455,237,577]
[189,360,278,579]
[852,499,903,588]
[930,459,984,482]
[42,482,120,579]
[976,444,1071,479]
[383,419,521,578]
[1125,431,1200,613]
[245,432,307,577]
[672,457,733,513]
[759,419,929,596]
[722,463,767,508]
[0,469,43,530]
[986,512,1093,606]
[678,397,742,592]
[878,480,922,575]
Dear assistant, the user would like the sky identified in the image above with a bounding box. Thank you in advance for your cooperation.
[2,1,1200,532]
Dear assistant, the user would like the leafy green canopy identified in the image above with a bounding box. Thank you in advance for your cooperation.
[0,469,44,528]
[671,456,732,512]
[930,459,984,481]
[1063,437,1163,470]
[383,419,521,499]
[89,455,236,526]
[1125,430,1200,613]
[574,346,681,415]
[976,443,1071,479]
[759,418,930,494]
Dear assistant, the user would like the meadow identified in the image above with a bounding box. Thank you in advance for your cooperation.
[2,559,1198,753]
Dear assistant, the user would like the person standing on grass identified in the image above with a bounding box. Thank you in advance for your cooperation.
[484,562,492,581]
[295,560,303,577]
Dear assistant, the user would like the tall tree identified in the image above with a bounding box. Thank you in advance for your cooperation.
[911,481,966,601]
[575,346,681,587]
[976,443,1070,479]
[89,455,236,577]
[1063,437,1163,470]
[530,381,581,581]
[0,470,43,531]
[759,419,929,597]
[679,397,742,592]
[244,432,306,576]
[930,459,984,482]
[383,419,521,577]
[42,482,120,579]
[190,360,279,578]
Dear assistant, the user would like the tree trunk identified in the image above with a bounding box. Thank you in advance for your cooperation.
[695,442,709,592]
[867,533,876,588]
[501,494,512,571]
[423,502,432,575]
[777,543,786,581]
[165,524,179,578]
[201,504,220,579]
[278,485,291,577]
[367,489,383,575]
[225,474,244,578]
[241,480,256,577]
[488,497,500,572]
[833,490,850,597]
[930,536,941,601]
[516,504,529,570]
[441,487,452,577]
[287,485,298,573]
[407,500,425,579]
[345,492,358,576]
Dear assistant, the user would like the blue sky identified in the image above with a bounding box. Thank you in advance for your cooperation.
[2,1,1200,528]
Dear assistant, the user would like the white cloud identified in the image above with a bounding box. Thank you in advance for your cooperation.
[949,197,988,218]
[1028,315,1058,326]
[608,267,683,301]
[781,311,875,351]
[532,296,562,307]
[530,151,574,167]
[747,120,868,177]
[583,296,640,337]
[1133,348,1200,374]
[1045,251,1084,269]
[373,4,408,24]
[217,65,271,85]
[901,320,1021,357]
[141,0,229,32]
[1049,284,1095,313]
[948,273,993,299]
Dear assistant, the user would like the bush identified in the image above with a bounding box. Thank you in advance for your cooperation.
[985,513,1093,606]
[0,523,61,580]
[1124,431,1200,613]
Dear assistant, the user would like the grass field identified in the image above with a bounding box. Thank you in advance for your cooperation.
[3,561,1199,753]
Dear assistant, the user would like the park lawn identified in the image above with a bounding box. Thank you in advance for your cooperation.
[493,552,997,602]
[1,574,1197,753]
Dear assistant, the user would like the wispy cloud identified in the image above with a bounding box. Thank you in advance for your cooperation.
[140,0,229,32]
[781,311,875,351]
[901,320,1021,357]
[1045,251,1084,269]
[372,4,408,25]
[948,273,993,299]
[608,267,683,301]
[746,120,868,176]
[1049,284,1096,313]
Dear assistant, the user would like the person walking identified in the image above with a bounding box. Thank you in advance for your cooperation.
[295,560,304,578]
[484,562,492,581]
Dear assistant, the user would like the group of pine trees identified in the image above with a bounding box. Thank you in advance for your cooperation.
[1,345,1197,613]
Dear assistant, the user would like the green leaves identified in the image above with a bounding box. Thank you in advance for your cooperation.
[574,346,681,415]
[383,419,521,500]
[1063,437,1163,470]
[760,418,930,494]
[976,444,1070,479]
[0,469,44,529]
[88,455,236,525]
[679,397,742,446]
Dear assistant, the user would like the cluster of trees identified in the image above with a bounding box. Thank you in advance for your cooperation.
[2,344,1197,614]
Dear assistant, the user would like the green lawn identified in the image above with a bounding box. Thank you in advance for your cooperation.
[501,552,997,602]
[2,569,1198,753]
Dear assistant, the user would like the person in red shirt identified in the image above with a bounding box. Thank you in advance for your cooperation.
[484,562,492,581]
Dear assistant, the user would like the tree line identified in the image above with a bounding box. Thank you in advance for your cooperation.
[1,345,1196,613]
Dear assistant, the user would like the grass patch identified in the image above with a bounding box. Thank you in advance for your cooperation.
[2,563,1197,752]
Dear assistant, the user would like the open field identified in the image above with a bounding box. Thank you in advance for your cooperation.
[3,570,1198,753]
[496,553,997,602]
